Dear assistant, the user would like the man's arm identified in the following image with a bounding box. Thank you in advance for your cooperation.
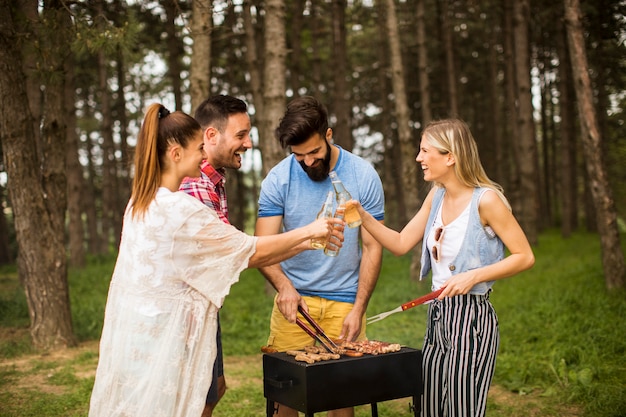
[340,221,384,341]
[254,216,307,323]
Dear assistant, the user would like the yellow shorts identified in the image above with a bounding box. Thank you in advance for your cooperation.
[266,295,367,351]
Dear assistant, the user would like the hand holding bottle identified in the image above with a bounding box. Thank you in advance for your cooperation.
[325,219,345,254]
[324,204,346,257]
[306,216,344,244]
[329,171,362,228]
[311,191,335,249]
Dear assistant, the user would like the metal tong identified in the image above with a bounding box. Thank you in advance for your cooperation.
[366,288,444,325]
[295,305,341,353]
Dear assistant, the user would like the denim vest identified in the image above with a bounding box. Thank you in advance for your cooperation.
[420,187,504,295]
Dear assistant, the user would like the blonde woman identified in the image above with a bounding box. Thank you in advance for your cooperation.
[352,119,534,417]
[88,104,342,417]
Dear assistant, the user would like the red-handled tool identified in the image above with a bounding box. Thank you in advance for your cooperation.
[366,288,444,325]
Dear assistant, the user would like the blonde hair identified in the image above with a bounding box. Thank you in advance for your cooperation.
[130,103,201,219]
[423,119,511,210]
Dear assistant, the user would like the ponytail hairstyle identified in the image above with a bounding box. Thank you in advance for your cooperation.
[423,119,511,210]
[130,103,202,219]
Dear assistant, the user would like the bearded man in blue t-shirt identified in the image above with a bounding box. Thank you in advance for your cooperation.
[255,96,385,417]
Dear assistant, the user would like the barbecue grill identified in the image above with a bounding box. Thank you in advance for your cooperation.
[263,347,422,416]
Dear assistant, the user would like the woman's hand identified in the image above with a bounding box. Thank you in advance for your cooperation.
[308,217,344,243]
[439,271,479,298]
[347,199,363,214]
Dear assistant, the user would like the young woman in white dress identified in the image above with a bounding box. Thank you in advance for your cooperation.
[88,103,343,417]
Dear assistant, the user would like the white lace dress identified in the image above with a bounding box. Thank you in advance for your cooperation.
[88,188,257,417]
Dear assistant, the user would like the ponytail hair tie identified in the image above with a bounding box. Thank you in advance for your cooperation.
[158,105,171,119]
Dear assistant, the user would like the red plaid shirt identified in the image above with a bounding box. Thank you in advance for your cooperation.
[180,161,229,225]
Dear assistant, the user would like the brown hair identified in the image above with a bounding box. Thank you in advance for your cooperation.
[275,96,329,148]
[130,103,201,219]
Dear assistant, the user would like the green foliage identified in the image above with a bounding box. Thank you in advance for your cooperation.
[48,366,80,386]
[221,269,275,356]
[67,256,115,342]
[491,230,626,417]
[72,6,142,57]
[0,265,32,359]
[364,252,432,348]
[0,379,92,417]
[0,265,28,328]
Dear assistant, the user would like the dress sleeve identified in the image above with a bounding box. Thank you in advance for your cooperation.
[172,204,257,307]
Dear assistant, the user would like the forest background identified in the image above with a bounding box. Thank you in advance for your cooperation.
[0,0,625,355]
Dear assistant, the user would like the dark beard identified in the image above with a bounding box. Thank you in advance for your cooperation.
[299,141,332,182]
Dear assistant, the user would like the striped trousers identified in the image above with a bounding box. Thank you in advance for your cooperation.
[421,293,499,417]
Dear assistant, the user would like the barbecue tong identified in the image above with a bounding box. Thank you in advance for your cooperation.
[366,288,444,325]
[295,305,341,353]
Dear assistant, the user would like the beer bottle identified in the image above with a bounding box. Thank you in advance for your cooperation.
[311,191,334,249]
[328,171,362,228]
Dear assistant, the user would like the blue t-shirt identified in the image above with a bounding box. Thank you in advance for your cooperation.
[257,145,385,303]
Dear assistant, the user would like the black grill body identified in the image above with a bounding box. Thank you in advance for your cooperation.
[263,347,422,416]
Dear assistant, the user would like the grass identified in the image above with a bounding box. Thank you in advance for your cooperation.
[1,230,625,416]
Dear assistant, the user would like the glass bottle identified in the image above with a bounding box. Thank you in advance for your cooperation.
[311,191,334,249]
[323,203,345,257]
[328,171,362,228]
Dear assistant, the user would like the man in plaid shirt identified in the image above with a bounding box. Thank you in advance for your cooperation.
[179,95,252,417]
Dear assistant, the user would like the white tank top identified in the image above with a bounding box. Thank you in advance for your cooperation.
[426,200,471,289]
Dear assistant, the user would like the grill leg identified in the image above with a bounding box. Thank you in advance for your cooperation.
[411,395,419,417]
[266,399,277,417]
[370,402,378,417]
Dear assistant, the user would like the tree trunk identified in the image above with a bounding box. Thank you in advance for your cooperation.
[65,52,86,268]
[258,0,287,177]
[413,0,433,281]
[255,0,287,296]
[84,127,103,255]
[242,0,264,228]
[487,22,505,189]
[243,0,264,131]
[330,0,352,151]
[556,18,578,237]
[502,0,520,211]
[441,0,458,116]
[384,0,421,280]
[92,0,119,254]
[164,0,183,110]
[97,48,119,253]
[512,0,539,244]
[416,0,432,125]
[309,1,323,97]
[225,169,246,231]
[18,0,42,161]
[39,0,74,340]
[376,0,404,231]
[190,0,212,114]
[0,0,76,350]
[564,0,625,289]
[537,60,555,230]
[115,48,130,248]
[287,0,305,94]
